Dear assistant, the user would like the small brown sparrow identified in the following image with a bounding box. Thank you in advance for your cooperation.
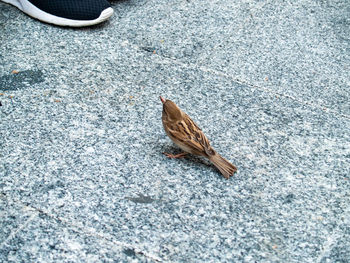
[160,96,237,179]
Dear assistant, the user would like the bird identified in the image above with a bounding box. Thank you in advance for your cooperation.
[160,96,237,179]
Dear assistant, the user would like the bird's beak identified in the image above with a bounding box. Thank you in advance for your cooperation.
[160,96,166,104]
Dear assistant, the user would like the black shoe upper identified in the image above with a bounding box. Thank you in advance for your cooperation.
[28,0,111,20]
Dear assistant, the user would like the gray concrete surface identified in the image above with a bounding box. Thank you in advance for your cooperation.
[1,0,350,262]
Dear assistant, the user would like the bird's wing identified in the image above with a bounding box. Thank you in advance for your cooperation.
[167,114,212,155]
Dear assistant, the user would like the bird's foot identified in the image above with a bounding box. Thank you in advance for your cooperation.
[163,152,187,159]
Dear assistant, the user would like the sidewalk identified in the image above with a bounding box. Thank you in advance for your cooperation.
[1,0,349,262]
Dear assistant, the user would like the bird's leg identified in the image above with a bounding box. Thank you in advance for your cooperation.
[163,152,188,159]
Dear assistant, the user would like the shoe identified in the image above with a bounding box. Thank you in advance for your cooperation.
[1,0,113,27]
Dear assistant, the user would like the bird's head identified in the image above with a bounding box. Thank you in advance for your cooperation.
[160,96,183,121]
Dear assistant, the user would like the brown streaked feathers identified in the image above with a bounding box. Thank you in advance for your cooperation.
[160,96,237,179]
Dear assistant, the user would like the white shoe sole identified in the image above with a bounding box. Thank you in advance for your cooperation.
[1,0,113,27]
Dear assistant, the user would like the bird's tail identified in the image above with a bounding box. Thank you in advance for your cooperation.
[209,153,237,179]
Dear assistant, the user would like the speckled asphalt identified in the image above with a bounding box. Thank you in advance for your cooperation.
[1,0,350,262]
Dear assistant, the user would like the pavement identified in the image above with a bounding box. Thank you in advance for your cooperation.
[0,0,350,262]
